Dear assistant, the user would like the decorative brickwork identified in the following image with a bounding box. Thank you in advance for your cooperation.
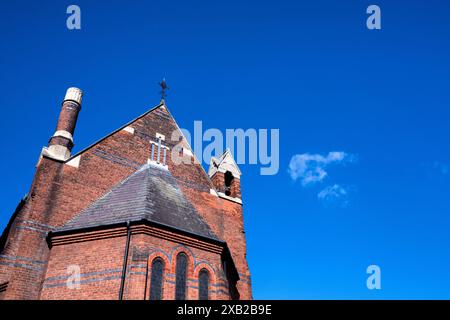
[0,90,252,300]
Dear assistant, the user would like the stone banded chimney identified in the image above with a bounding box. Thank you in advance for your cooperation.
[45,87,83,161]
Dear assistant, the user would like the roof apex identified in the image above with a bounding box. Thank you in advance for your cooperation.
[208,149,241,178]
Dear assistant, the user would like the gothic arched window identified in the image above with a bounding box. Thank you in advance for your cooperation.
[198,269,210,300]
[175,253,188,300]
[149,258,164,300]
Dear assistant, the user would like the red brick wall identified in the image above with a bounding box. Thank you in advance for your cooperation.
[0,156,61,299]
[125,231,230,300]
[41,227,230,300]
[210,172,242,199]
[41,233,126,300]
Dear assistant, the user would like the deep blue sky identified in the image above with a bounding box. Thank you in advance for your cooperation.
[1,0,450,299]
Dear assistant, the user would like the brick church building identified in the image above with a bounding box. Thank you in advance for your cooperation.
[0,87,252,300]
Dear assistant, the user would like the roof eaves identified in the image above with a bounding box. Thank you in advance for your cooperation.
[49,218,225,246]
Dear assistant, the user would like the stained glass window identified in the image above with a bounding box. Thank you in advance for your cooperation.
[175,253,188,300]
[198,269,209,300]
[149,258,164,300]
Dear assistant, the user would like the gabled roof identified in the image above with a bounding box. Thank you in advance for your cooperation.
[56,162,220,241]
[64,102,219,193]
[208,148,241,178]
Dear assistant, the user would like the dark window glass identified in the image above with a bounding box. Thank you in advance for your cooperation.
[198,269,209,300]
[175,253,188,300]
[224,171,234,196]
[149,258,164,300]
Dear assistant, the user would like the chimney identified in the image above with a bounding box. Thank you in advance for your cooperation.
[46,87,83,161]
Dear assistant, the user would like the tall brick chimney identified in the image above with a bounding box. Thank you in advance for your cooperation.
[45,87,83,161]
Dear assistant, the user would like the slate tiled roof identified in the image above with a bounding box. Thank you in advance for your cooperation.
[57,163,219,241]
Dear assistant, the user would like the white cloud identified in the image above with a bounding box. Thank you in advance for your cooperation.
[317,184,349,208]
[288,151,356,186]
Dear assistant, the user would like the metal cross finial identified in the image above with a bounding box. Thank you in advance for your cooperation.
[158,78,169,102]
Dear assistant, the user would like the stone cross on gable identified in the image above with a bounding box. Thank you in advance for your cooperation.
[149,133,169,167]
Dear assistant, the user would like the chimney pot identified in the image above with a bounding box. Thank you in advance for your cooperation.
[64,87,83,105]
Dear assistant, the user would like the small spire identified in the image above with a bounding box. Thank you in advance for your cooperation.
[158,78,169,103]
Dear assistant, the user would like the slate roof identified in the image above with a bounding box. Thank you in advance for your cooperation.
[56,163,220,241]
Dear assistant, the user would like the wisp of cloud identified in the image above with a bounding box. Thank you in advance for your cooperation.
[288,151,356,186]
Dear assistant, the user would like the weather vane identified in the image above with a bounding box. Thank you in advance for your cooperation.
[159,78,169,102]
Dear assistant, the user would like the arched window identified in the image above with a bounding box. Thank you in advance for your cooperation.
[198,269,210,300]
[175,253,188,300]
[149,258,164,300]
[224,171,234,196]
